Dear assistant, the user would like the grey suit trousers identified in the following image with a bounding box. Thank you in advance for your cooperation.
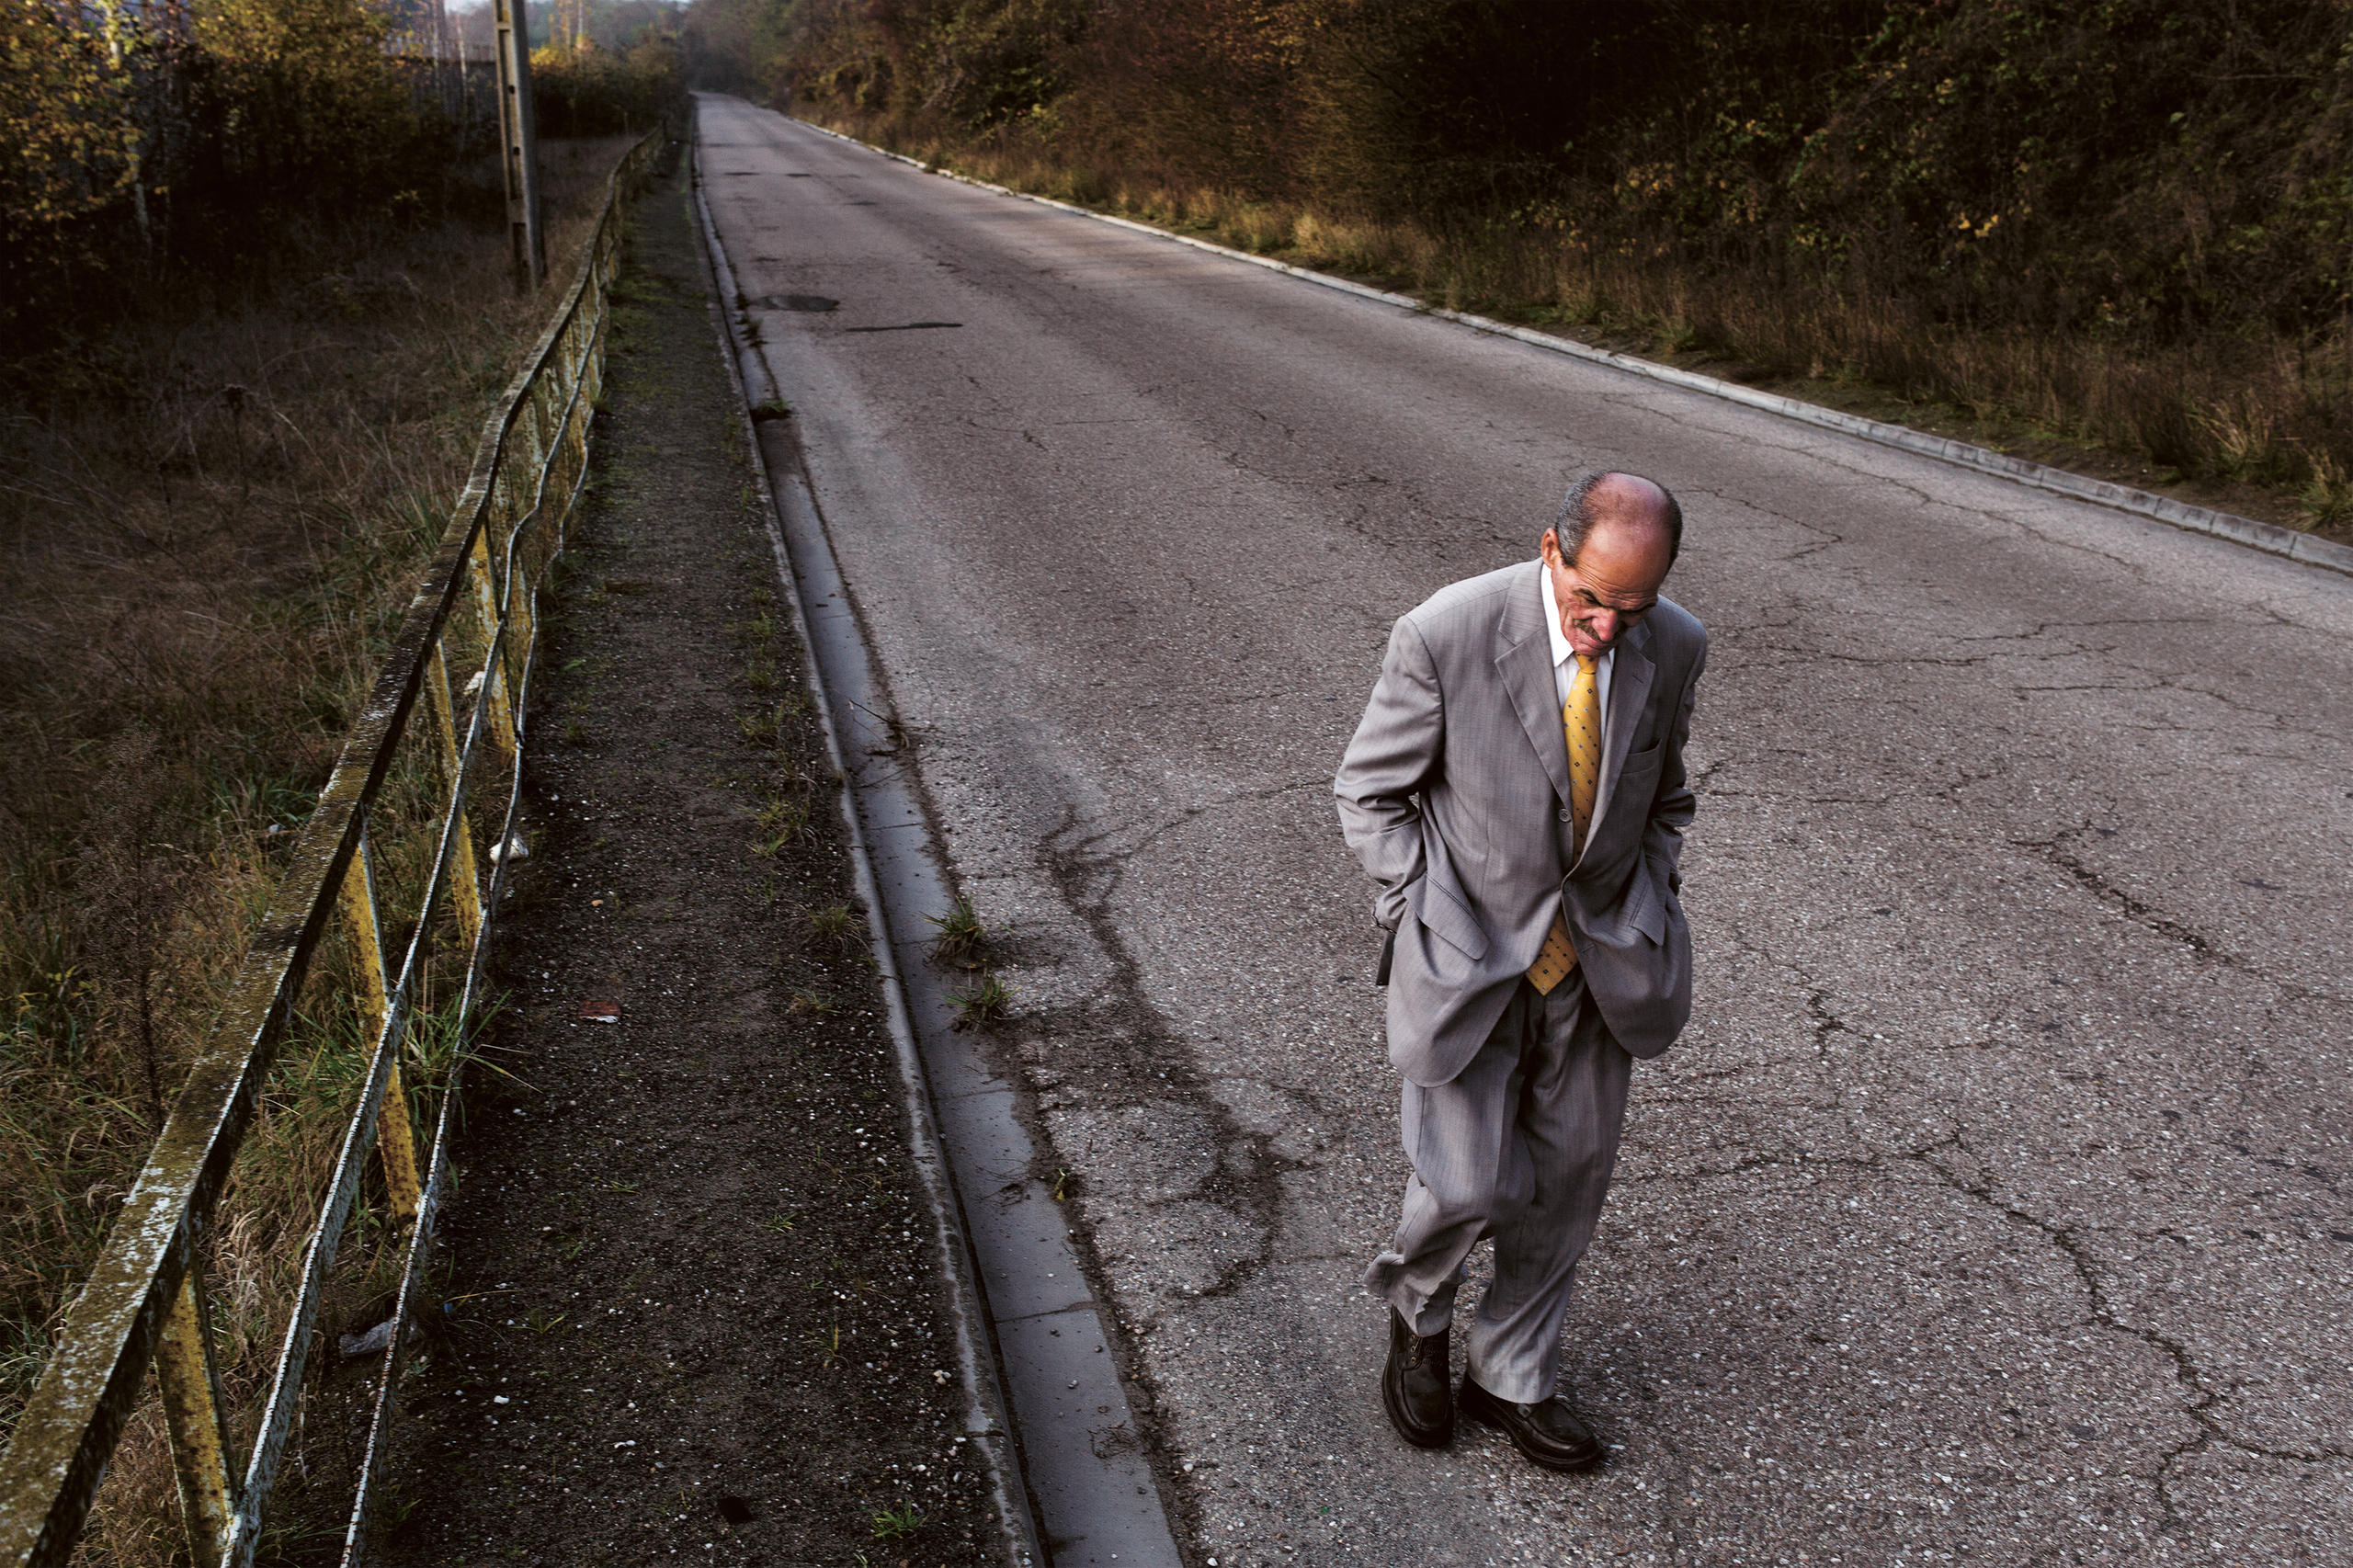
[1363,971,1631,1404]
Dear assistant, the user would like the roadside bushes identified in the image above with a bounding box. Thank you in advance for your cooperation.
[0,0,472,356]
[753,0,2353,520]
[533,35,687,137]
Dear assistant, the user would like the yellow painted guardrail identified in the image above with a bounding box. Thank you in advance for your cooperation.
[0,131,663,1568]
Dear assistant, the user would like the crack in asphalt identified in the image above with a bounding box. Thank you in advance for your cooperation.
[1619,396,1971,516]
[1640,917,2351,1530]
[1904,1129,2353,1528]
[2017,823,2340,1006]
[1993,508,2162,582]
[1035,802,1302,1308]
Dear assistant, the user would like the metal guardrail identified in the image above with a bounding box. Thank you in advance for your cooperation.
[0,130,663,1568]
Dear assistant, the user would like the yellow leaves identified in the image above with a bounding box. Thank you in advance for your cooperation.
[1,0,142,232]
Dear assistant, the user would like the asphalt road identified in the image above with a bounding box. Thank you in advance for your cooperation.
[696,96,2353,1568]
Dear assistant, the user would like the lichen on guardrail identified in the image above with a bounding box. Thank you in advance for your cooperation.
[0,130,664,1568]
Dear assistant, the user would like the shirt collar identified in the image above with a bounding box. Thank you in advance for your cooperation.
[1540,558,1612,673]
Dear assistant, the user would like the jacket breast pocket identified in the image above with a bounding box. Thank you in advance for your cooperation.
[1614,739,1665,796]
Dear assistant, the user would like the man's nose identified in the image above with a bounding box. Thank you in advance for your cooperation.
[1590,608,1621,643]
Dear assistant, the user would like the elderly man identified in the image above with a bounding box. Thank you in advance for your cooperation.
[1335,471,1707,1471]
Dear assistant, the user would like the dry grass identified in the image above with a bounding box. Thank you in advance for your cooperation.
[840,117,2353,540]
[0,134,637,1562]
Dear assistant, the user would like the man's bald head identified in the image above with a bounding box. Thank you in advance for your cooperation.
[1548,471,1682,572]
[1538,471,1682,658]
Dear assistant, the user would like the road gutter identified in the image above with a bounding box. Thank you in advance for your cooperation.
[689,127,1187,1568]
[790,117,2353,583]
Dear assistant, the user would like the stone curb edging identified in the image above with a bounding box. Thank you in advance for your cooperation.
[687,137,1044,1568]
[793,117,2353,583]
[696,108,1193,1568]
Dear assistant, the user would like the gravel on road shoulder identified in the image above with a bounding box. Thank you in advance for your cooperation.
[370,157,1002,1568]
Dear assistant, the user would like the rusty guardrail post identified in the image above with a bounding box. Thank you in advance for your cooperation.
[338,828,424,1226]
[468,540,521,758]
[424,646,488,947]
[153,1262,238,1562]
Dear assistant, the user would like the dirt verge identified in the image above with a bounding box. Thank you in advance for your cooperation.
[369,158,1002,1568]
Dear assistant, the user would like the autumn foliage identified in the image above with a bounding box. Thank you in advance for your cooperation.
[2,0,407,347]
[715,0,2353,517]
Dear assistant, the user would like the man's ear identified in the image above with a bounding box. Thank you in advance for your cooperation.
[1540,528,1560,566]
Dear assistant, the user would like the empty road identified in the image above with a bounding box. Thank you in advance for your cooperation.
[696,96,2352,1568]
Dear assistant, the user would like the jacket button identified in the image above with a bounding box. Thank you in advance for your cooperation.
[1558,808,1572,822]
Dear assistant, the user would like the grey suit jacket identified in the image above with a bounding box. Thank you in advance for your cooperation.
[1335,561,1707,1085]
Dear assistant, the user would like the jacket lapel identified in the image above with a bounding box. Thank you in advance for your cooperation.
[1496,563,1575,812]
[1583,620,1655,864]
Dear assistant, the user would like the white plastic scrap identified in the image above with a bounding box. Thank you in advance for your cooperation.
[337,1318,396,1358]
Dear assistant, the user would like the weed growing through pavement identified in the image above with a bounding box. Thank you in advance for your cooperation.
[926,897,987,966]
[738,707,781,747]
[949,974,1013,1030]
[752,796,809,854]
[806,902,858,948]
[871,1503,922,1540]
[746,657,778,692]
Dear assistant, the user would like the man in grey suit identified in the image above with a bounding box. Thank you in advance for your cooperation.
[1335,472,1706,1471]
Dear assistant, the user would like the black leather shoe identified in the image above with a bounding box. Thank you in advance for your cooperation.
[1458,1376,1604,1471]
[1381,1311,1453,1449]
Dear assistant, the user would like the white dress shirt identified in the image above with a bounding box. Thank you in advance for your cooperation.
[1541,560,1614,719]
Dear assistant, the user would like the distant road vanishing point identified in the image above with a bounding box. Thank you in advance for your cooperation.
[698,92,2353,1568]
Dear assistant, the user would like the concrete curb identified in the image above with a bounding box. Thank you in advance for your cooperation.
[792,118,2353,583]
[693,116,1188,1568]
[686,141,1042,1568]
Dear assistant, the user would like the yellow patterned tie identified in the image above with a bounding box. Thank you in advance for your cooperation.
[1528,654,1601,994]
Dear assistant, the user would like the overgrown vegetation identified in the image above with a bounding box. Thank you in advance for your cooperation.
[535,33,689,137]
[1,15,677,1551]
[0,0,683,1553]
[0,130,642,1557]
[698,0,2353,531]
[0,0,684,358]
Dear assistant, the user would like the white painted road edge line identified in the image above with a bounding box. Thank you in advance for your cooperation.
[688,137,1042,1568]
[790,113,2353,582]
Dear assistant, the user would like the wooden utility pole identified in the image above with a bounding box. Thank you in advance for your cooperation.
[492,0,544,291]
